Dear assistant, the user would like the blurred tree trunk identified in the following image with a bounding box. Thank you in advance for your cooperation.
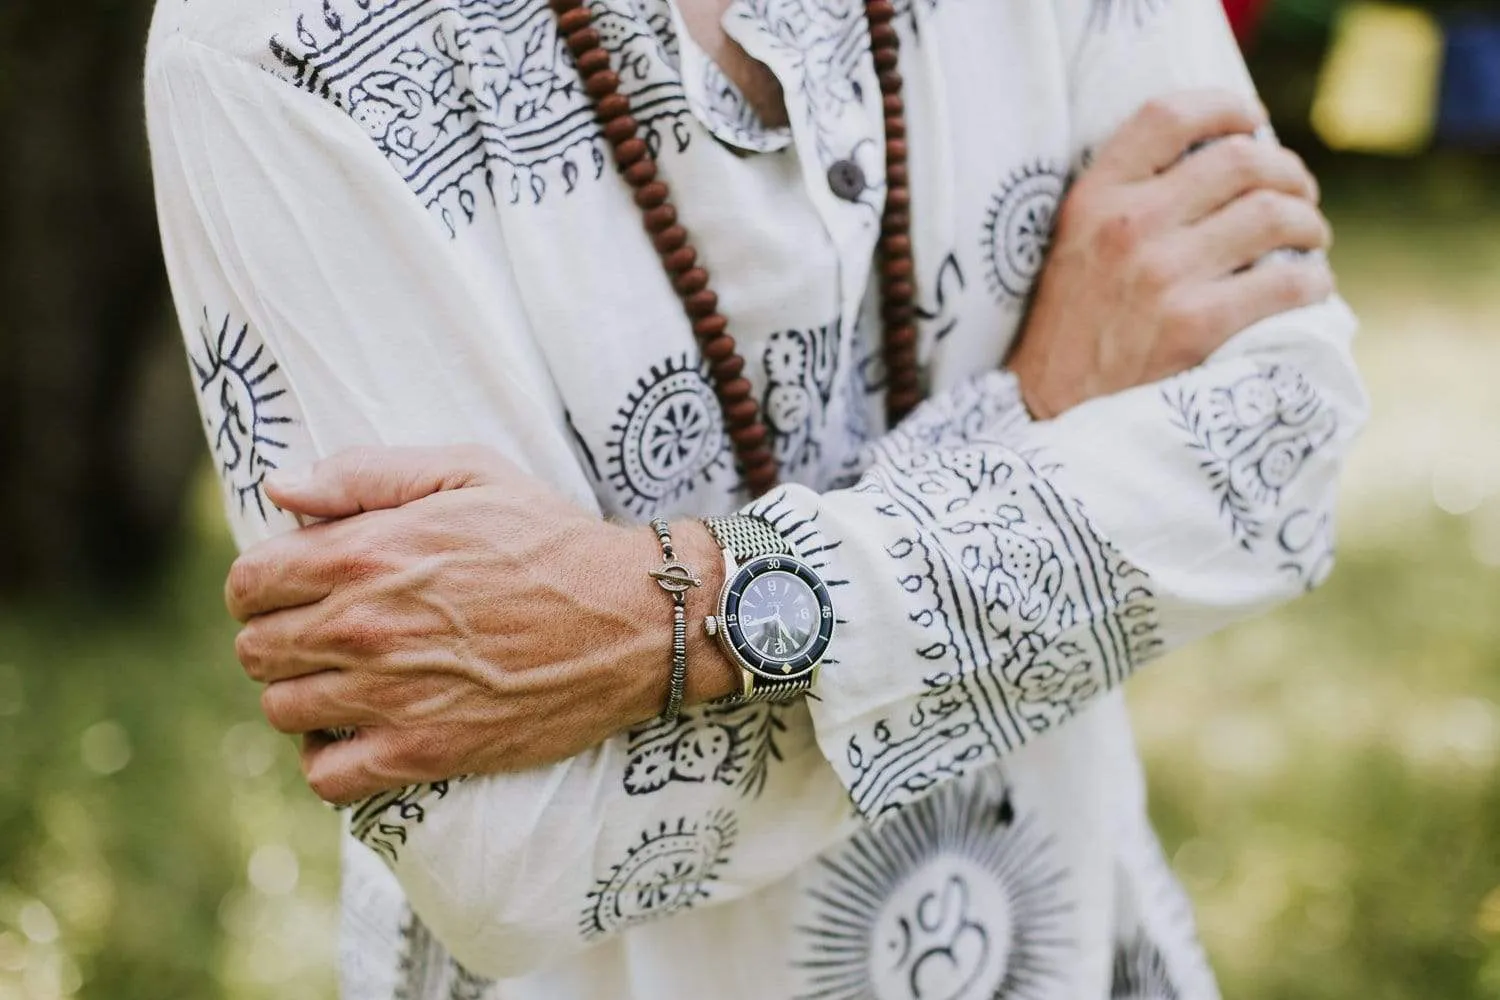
[0,1,202,597]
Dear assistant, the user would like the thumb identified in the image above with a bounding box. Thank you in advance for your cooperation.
[264,444,505,520]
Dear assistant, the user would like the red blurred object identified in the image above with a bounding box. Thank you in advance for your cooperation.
[1223,0,1272,45]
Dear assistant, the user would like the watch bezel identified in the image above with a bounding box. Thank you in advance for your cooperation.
[717,554,835,682]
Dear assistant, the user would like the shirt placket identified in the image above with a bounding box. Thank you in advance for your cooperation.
[720,0,886,339]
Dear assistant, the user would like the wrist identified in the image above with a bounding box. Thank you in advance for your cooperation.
[611,519,740,726]
[1005,341,1063,421]
[670,520,741,705]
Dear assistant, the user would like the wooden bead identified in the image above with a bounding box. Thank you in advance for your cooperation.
[879,71,903,95]
[887,388,922,420]
[701,334,737,361]
[566,27,601,55]
[693,313,728,339]
[745,465,779,496]
[724,398,759,424]
[662,247,697,275]
[886,138,908,164]
[576,48,611,76]
[870,23,898,47]
[881,210,909,233]
[633,181,669,209]
[882,233,912,258]
[882,302,914,325]
[651,224,686,253]
[614,137,648,167]
[729,423,768,449]
[887,385,921,414]
[882,346,918,370]
[741,446,776,471]
[886,186,910,210]
[585,71,620,98]
[884,324,917,350]
[882,370,918,395]
[873,48,898,72]
[685,290,718,317]
[716,377,753,403]
[883,279,915,302]
[887,163,908,187]
[882,257,914,281]
[710,355,745,382]
[624,158,657,186]
[673,267,710,296]
[644,204,678,233]
[742,457,778,487]
[597,94,630,120]
[864,0,895,23]
[603,115,638,144]
[884,117,906,139]
[555,2,590,27]
[882,93,904,116]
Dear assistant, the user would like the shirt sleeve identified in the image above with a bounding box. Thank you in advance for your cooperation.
[147,33,865,981]
[776,0,1370,822]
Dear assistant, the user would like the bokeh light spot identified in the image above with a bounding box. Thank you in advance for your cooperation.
[17,900,58,945]
[248,844,299,897]
[79,722,132,776]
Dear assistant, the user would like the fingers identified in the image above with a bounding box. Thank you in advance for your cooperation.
[1160,136,1319,224]
[1183,190,1331,277]
[234,599,353,683]
[225,519,355,621]
[265,444,511,520]
[1175,256,1336,359]
[301,729,424,805]
[1093,89,1267,182]
[261,671,372,735]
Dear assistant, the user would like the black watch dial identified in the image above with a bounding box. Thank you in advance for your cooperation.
[721,555,834,680]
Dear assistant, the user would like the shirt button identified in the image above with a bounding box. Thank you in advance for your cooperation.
[827,159,867,201]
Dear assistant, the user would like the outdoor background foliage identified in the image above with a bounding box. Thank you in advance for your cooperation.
[2,1,1499,998]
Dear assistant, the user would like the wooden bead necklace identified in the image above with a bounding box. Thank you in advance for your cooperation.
[550,0,921,496]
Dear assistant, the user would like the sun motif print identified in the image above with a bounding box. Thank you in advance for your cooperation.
[187,310,296,521]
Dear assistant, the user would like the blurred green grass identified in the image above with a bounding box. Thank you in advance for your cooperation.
[2,172,1499,999]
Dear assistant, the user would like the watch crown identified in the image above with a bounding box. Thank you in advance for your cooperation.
[705,616,719,636]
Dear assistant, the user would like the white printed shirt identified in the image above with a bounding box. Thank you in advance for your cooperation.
[145,0,1368,996]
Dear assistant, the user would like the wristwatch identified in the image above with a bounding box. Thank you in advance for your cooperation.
[701,514,836,704]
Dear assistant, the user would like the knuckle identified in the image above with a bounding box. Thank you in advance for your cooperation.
[260,685,294,733]
[332,602,387,654]
[1249,189,1294,231]
[1133,247,1180,298]
[304,762,345,804]
[224,559,259,618]
[1139,97,1184,136]
[235,628,267,681]
[1220,135,1263,182]
[1160,293,1213,352]
[1272,262,1327,308]
[392,732,443,779]
[334,532,388,580]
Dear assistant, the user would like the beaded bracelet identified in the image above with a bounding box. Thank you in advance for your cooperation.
[646,517,702,722]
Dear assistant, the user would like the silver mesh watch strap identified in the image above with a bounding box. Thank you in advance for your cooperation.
[703,515,805,706]
[701,514,791,560]
[732,675,814,704]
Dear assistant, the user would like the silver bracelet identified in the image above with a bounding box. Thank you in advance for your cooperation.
[647,517,701,722]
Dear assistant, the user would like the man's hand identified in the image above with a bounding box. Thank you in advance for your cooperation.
[227,445,734,804]
[1008,89,1334,419]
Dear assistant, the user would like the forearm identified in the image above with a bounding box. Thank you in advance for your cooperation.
[760,297,1366,821]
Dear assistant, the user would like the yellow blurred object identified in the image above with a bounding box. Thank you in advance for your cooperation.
[1476,884,1500,937]
[1311,2,1444,155]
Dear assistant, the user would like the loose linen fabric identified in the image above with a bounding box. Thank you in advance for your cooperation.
[146,0,1368,996]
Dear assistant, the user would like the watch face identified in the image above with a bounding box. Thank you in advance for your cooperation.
[721,555,834,680]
